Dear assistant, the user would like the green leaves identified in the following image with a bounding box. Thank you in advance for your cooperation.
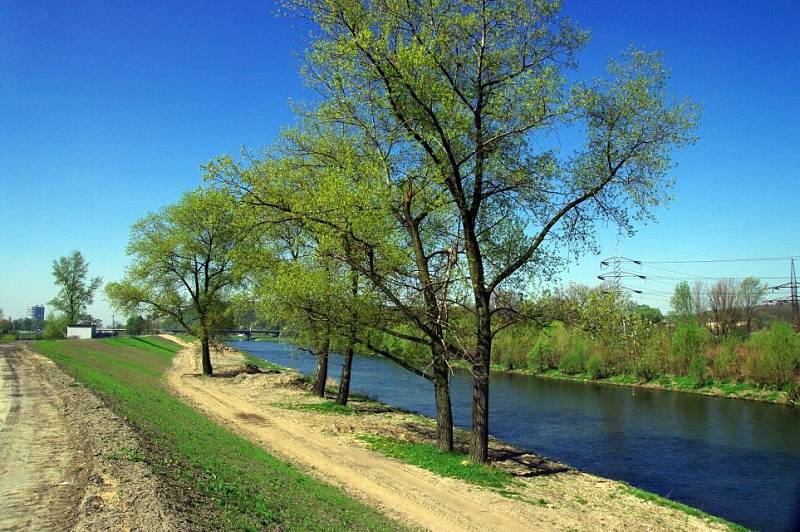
[49,250,102,324]
[106,188,243,336]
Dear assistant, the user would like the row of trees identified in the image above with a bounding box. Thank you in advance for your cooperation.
[106,0,698,463]
[671,278,772,335]
[486,283,798,392]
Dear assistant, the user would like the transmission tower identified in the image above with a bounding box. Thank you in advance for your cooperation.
[598,256,645,294]
[767,258,800,329]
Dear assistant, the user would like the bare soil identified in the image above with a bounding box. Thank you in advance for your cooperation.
[0,342,178,531]
[163,335,726,531]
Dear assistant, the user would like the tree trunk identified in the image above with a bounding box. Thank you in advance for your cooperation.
[432,348,453,452]
[337,264,359,406]
[313,337,330,397]
[336,342,353,406]
[469,310,491,463]
[200,334,213,376]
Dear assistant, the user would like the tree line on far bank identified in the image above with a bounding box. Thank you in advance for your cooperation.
[484,283,799,401]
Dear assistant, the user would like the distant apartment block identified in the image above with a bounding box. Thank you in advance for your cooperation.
[27,305,45,322]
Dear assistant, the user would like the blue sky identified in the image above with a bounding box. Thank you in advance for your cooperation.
[1,0,798,323]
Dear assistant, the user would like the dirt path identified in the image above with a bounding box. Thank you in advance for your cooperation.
[0,343,87,530]
[163,336,724,531]
[0,342,178,531]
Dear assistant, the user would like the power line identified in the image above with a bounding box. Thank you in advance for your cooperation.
[641,255,800,265]
[766,259,800,328]
[629,219,800,240]
[597,256,643,294]
[592,253,800,313]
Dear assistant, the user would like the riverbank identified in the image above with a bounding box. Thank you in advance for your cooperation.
[243,335,797,405]
[32,337,402,530]
[175,336,743,531]
[450,360,797,405]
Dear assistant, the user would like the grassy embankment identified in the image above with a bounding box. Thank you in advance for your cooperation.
[33,337,403,531]
[235,343,746,531]
[356,432,746,530]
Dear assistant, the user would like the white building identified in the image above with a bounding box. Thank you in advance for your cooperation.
[66,325,96,339]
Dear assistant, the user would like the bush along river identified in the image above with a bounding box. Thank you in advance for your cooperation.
[229,340,800,531]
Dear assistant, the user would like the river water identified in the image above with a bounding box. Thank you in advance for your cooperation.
[229,340,800,531]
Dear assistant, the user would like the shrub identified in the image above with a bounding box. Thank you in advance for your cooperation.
[785,380,800,404]
[671,320,710,373]
[746,322,800,388]
[527,336,552,372]
[559,334,588,375]
[493,322,540,369]
[43,313,69,339]
[585,354,607,379]
[632,328,669,382]
[550,321,572,362]
[688,353,708,388]
[633,353,658,382]
[0,333,16,343]
[708,337,741,382]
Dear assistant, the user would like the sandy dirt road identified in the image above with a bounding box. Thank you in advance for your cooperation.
[0,343,88,530]
[0,342,177,531]
[163,336,723,531]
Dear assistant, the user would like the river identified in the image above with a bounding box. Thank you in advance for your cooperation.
[229,340,800,531]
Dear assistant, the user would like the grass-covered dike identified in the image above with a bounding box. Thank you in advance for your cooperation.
[33,336,402,531]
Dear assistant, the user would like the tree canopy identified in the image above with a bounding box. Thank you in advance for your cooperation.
[106,188,243,375]
[207,0,699,462]
[50,250,102,324]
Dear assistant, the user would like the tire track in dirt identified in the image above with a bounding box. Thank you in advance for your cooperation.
[0,343,88,531]
[0,348,21,437]
[1,342,181,531]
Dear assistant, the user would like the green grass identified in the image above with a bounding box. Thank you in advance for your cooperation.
[240,351,289,373]
[606,374,638,385]
[174,333,196,342]
[356,434,515,490]
[621,485,748,531]
[718,381,750,394]
[34,337,402,531]
[272,401,356,416]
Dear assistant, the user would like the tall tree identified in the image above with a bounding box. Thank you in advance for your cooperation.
[738,277,768,332]
[691,281,706,323]
[125,315,147,335]
[286,0,699,462]
[271,253,340,397]
[106,189,242,375]
[708,279,739,336]
[50,250,102,324]
[671,281,693,321]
